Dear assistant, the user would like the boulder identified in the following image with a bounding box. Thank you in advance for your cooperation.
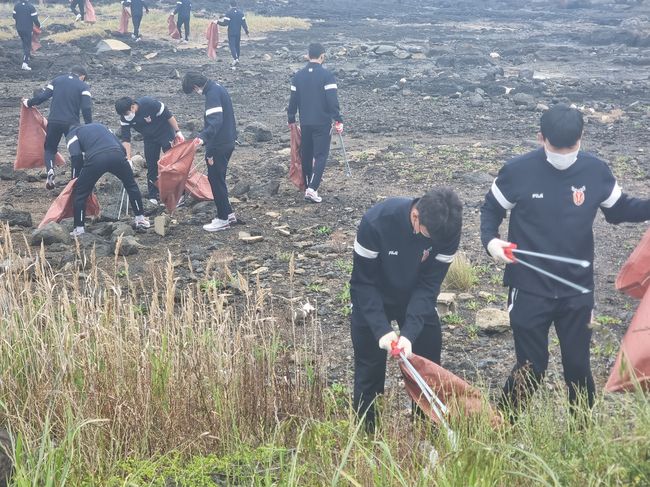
[30,222,71,246]
[393,50,411,60]
[191,201,214,215]
[0,205,32,227]
[374,45,397,56]
[154,215,170,236]
[249,181,280,198]
[111,223,135,239]
[244,122,273,143]
[468,93,485,107]
[437,292,457,316]
[512,92,536,107]
[0,166,15,181]
[76,233,113,257]
[115,235,139,256]
[96,39,131,54]
[475,308,510,333]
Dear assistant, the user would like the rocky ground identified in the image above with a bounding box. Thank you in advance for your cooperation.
[1,0,649,402]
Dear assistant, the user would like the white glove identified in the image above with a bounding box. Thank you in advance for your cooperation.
[127,159,134,169]
[194,137,203,146]
[396,336,412,359]
[487,238,515,264]
[175,131,185,142]
[378,331,399,352]
[22,98,29,108]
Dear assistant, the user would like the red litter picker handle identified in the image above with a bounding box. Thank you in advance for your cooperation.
[504,243,518,262]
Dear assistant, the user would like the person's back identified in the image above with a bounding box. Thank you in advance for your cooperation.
[69,123,124,162]
[291,62,340,126]
[175,0,191,18]
[31,73,92,125]
[224,6,248,36]
[13,0,36,32]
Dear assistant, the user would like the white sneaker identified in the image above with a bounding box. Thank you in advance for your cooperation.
[231,58,238,66]
[21,62,31,71]
[134,215,150,229]
[46,169,55,190]
[135,36,141,43]
[227,212,237,224]
[70,226,85,237]
[304,188,322,203]
[131,33,137,39]
[148,198,159,205]
[203,218,230,232]
[75,13,82,21]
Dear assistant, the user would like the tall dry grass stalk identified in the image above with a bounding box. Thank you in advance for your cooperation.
[0,224,325,479]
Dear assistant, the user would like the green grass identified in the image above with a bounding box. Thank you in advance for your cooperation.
[0,225,648,485]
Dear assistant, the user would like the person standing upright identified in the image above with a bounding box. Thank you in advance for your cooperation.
[182,72,238,232]
[13,0,40,71]
[173,0,191,42]
[217,0,249,68]
[69,0,85,21]
[287,43,343,203]
[121,0,149,41]
[24,65,92,189]
[480,104,650,420]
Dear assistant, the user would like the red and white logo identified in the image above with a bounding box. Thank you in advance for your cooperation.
[421,247,431,263]
[571,185,585,206]
[144,116,152,123]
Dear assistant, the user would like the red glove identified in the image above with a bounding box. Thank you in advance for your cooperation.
[334,121,344,135]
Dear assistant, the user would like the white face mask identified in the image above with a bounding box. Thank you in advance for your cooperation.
[124,112,135,122]
[544,143,580,170]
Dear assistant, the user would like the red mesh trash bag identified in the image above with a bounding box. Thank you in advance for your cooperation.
[289,124,306,191]
[616,228,650,299]
[38,178,100,228]
[14,105,66,170]
[399,353,502,427]
[185,168,213,201]
[31,26,41,53]
[84,0,97,23]
[118,8,131,34]
[206,21,219,59]
[168,14,180,39]
[157,140,196,212]
[605,289,650,392]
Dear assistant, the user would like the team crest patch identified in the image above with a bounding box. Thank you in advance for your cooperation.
[421,247,431,262]
[571,185,585,206]
[144,116,152,123]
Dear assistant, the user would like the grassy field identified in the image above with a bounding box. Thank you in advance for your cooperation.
[0,225,648,485]
[0,3,310,44]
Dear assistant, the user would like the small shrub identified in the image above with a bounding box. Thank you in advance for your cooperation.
[443,252,477,292]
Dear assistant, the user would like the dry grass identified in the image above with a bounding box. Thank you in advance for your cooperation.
[443,251,478,292]
[0,3,309,44]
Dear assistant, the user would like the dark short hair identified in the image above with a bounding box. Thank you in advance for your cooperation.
[182,71,208,94]
[71,65,87,78]
[540,104,583,148]
[115,96,134,116]
[416,187,463,245]
[308,43,325,59]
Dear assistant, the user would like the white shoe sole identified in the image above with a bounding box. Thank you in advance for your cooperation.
[203,224,230,232]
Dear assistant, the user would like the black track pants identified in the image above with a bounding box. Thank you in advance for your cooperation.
[351,304,442,431]
[44,121,71,172]
[228,34,241,60]
[206,145,234,220]
[18,30,31,63]
[73,151,144,227]
[143,138,171,200]
[500,288,595,415]
[177,16,190,40]
[300,124,331,191]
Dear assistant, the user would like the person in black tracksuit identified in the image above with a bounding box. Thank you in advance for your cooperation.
[480,104,650,419]
[69,0,84,21]
[13,0,40,71]
[66,123,149,237]
[173,0,191,41]
[351,188,463,431]
[182,72,237,232]
[217,0,249,66]
[287,43,343,204]
[115,96,184,203]
[25,65,92,189]
[121,0,149,39]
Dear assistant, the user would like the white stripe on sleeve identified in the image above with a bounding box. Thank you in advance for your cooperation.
[324,83,338,90]
[354,239,379,259]
[241,16,246,20]
[120,121,130,126]
[205,106,223,116]
[223,16,230,20]
[435,253,456,263]
[66,136,78,148]
[490,180,515,210]
[156,102,165,116]
[46,84,54,91]
[81,90,92,97]
[601,183,622,208]
[290,85,297,92]
[32,11,38,16]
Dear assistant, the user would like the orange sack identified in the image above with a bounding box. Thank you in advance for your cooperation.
[31,25,41,53]
[185,168,213,201]
[84,0,97,23]
[606,288,650,392]
[14,105,66,171]
[289,123,306,191]
[399,354,502,427]
[168,14,180,39]
[38,178,100,228]
[205,21,219,60]
[157,140,196,212]
[616,228,650,299]
[118,8,131,34]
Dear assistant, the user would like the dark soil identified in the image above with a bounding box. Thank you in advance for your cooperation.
[1,0,649,402]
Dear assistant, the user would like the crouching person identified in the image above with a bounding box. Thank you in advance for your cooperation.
[66,123,150,237]
[350,188,463,432]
